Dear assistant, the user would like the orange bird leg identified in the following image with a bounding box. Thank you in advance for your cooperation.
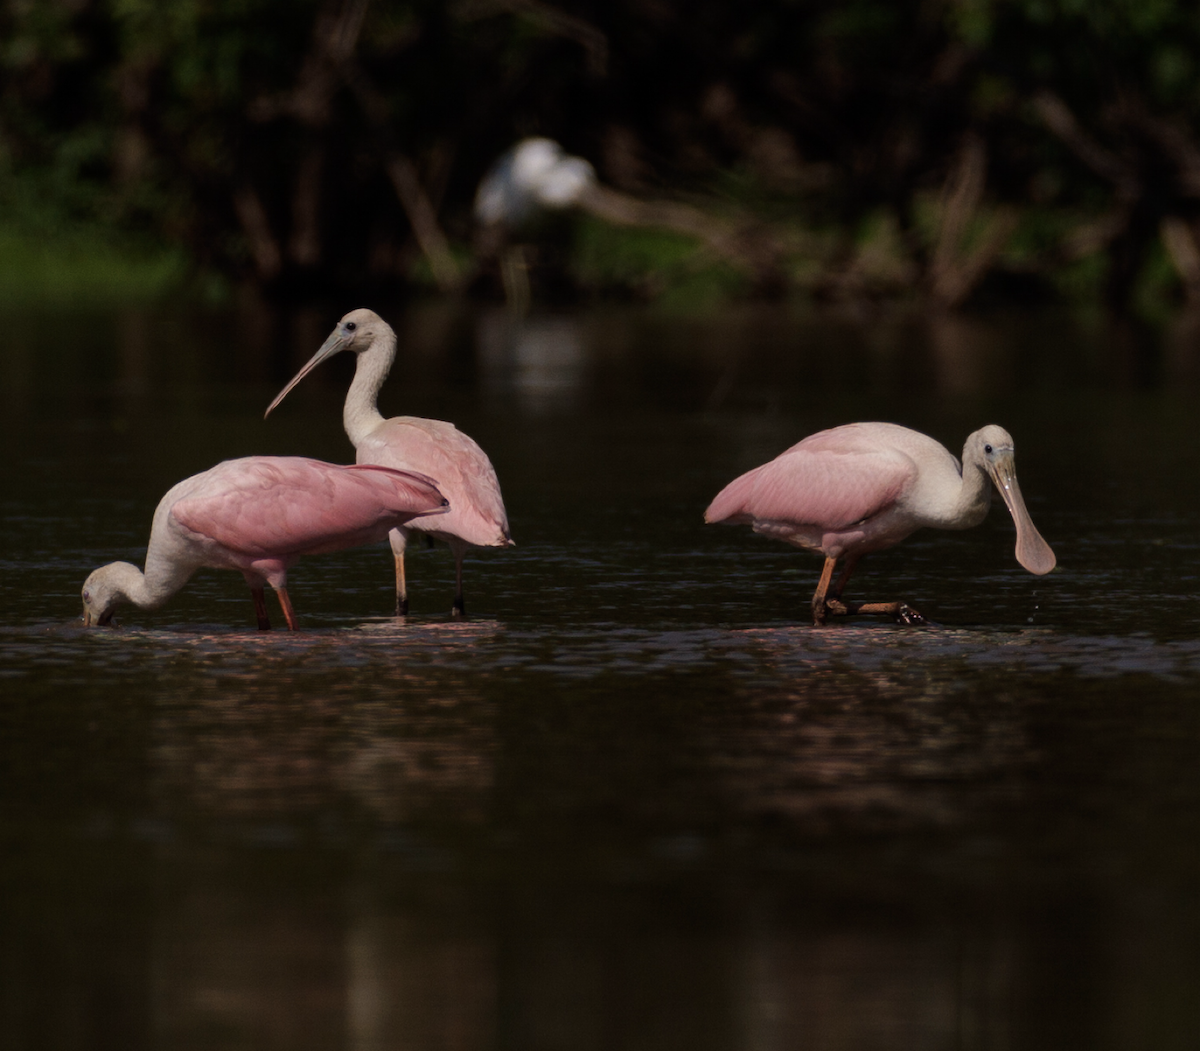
[250,587,272,631]
[810,557,838,626]
[394,549,409,617]
[274,587,300,631]
[841,599,927,625]
[820,555,927,625]
[824,555,861,615]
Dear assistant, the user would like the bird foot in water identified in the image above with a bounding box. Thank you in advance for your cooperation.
[891,602,928,626]
[817,598,929,626]
[811,597,847,625]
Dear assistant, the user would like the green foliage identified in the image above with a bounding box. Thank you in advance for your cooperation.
[1,0,1200,309]
[0,223,189,305]
[569,216,748,305]
[1051,253,1109,304]
[1132,239,1181,320]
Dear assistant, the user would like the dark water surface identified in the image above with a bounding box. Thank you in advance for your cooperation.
[3,303,1200,1049]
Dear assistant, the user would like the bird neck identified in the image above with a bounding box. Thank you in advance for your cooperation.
[344,333,395,447]
[951,452,994,527]
[100,560,178,612]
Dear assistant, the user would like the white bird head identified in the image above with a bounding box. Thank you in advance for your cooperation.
[967,425,1057,576]
[81,563,133,626]
[264,308,392,418]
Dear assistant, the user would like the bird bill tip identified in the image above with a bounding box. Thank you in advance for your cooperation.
[1016,537,1057,576]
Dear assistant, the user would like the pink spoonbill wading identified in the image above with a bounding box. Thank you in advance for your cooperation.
[704,423,1056,626]
[265,308,513,618]
[81,457,448,630]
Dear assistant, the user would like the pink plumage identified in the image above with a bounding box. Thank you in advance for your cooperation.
[357,416,510,550]
[265,309,513,616]
[81,457,448,630]
[705,434,914,534]
[705,425,920,555]
[171,459,448,569]
[705,422,1056,625]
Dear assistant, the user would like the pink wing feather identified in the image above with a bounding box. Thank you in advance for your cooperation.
[357,417,511,547]
[707,434,915,531]
[171,458,446,558]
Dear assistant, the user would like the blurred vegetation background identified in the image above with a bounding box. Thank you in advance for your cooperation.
[4,0,1200,313]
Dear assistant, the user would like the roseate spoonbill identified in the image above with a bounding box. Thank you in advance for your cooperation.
[82,457,448,630]
[704,423,1056,626]
[265,309,513,617]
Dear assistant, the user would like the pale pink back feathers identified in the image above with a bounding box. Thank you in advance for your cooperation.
[705,427,916,532]
[171,458,447,559]
[357,416,511,547]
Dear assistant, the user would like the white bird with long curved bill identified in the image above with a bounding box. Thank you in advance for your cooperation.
[705,422,1056,626]
[82,457,448,630]
[265,309,513,618]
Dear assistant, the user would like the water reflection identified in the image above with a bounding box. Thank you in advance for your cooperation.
[147,643,495,827]
[708,655,1030,835]
[1165,305,1200,385]
[734,903,1020,1051]
[6,821,1197,1051]
[115,309,150,399]
[928,311,1014,398]
[346,878,493,1051]
[6,301,1200,436]
[5,302,1200,1049]
[477,310,587,411]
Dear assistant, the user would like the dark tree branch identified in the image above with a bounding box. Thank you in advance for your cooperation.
[454,0,608,75]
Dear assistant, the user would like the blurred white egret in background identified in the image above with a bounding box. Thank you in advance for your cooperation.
[474,138,597,229]
[474,138,597,311]
[474,136,768,310]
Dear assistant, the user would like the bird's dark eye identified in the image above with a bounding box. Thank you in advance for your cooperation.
[345,321,357,332]
[984,443,993,454]
[82,590,90,602]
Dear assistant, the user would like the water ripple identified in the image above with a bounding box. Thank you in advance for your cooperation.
[6,620,1200,685]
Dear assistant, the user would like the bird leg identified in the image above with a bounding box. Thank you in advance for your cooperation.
[274,586,300,631]
[452,553,467,618]
[838,600,927,626]
[250,587,272,631]
[810,557,838,626]
[813,555,927,625]
[823,556,861,616]
[501,245,531,315]
[394,550,409,617]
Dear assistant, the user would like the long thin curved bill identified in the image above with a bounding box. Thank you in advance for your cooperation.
[263,328,346,418]
[988,456,1056,575]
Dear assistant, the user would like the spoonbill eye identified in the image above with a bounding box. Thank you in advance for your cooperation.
[345,321,357,332]
[984,443,993,454]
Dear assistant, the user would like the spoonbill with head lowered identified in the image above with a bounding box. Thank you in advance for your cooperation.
[265,309,513,617]
[704,422,1056,625]
[81,456,448,630]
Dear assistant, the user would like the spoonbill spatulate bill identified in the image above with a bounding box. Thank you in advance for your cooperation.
[704,423,1056,625]
[265,309,513,618]
[82,457,448,630]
